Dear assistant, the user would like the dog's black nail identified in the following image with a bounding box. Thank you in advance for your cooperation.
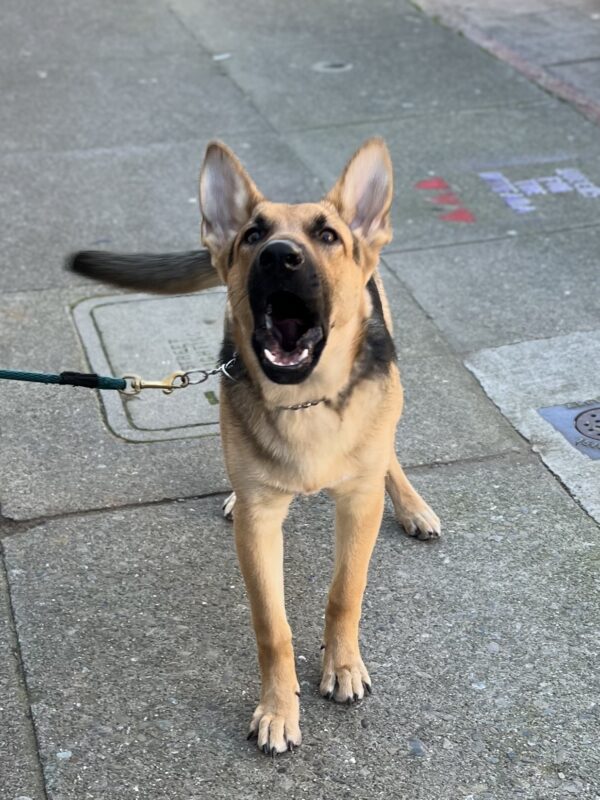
[263,744,269,755]
[320,644,326,651]
[347,697,353,706]
[295,690,301,697]
[325,690,334,700]
[247,730,256,740]
[288,742,295,752]
[364,682,372,695]
[353,693,359,702]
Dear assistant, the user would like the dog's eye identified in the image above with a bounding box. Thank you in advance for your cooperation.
[319,228,338,244]
[243,227,263,245]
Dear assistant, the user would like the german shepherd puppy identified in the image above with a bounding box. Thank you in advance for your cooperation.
[70,138,441,755]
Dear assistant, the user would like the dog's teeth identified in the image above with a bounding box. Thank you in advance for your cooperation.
[265,315,273,330]
[264,347,310,367]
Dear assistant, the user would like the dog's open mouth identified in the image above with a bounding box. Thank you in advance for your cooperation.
[252,291,326,382]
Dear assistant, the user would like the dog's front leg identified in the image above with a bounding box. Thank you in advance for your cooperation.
[321,479,385,703]
[234,490,301,754]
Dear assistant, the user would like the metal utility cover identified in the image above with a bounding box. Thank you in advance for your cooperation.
[538,402,600,461]
[72,291,227,442]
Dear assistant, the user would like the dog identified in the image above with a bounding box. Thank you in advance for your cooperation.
[70,138,441,755]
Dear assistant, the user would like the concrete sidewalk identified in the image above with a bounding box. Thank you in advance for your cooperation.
[416,0,600,125]
[1,1,599,798]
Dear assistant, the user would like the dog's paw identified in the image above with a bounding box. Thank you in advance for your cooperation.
[222,491,236,521]
[247,697,302,755]
[397,503,441,541]
[320,648,371,704]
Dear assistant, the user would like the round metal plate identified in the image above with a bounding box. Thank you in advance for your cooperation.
[575,407,600,441]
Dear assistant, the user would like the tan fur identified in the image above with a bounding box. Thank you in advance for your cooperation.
[196,138,441,755]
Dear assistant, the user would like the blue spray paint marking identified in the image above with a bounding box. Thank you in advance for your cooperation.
[479,167,600,214]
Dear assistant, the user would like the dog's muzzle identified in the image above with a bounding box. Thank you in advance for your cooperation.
[248,239,329,385]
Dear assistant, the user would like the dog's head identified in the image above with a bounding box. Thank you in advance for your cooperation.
[200,138,393,386]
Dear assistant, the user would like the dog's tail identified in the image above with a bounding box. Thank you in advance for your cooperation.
[67,249,222,294]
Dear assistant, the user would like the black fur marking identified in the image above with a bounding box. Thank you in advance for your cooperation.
[334,277,396,411]
[219,329,246,381]
[251,214,272,238]
[352,235,361,264]
[219,330,280,464]
[227,242,235,270]
[308,213,328,238]
[363,277,397,372]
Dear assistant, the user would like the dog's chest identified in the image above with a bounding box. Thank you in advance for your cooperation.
[270,404,378,494]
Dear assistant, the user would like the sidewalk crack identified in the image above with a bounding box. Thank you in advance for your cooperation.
[0,546,50,799]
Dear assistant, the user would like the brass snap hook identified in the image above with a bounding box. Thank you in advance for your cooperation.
[120,371,189,396]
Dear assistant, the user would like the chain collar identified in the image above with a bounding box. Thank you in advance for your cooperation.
[278,397,327,411]
[183,356,239,385]
[224,353,328,411]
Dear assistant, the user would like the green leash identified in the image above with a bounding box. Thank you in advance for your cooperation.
[0,369,126,391]
[0,357,238,396]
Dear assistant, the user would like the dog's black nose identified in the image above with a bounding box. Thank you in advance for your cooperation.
[258,240,304,271]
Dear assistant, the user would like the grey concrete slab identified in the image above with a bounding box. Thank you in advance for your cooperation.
[0,286,228,521]
[0,553,45,800]
[549,60,600,106]
[0,0,197,63]
[384,226,600,353]
[288,102,600,251]
[466,329,600,522]
[5,455,600,798]
[206,23,544,131]
[0,49,266,155]
[0,132,321,293]
[486,9,600,66]
[395,352,522,467]
[416,0,600,127]
[379,260,450,363]
[170,0,417,52]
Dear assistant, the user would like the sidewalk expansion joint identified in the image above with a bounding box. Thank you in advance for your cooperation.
[277,98,552,135]
[0,451,543,534]
[0,489,232,535]
[383,220,600,258]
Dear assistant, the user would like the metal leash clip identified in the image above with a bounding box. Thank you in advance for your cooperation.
[119,357,238,397]
[120,371,189,396]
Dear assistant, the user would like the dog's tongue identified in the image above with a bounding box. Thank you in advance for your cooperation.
[274,318,303,351]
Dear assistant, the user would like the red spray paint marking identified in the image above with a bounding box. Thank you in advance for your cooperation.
[414,176,476,223]
[440,208,476,223]
[415,177,449,191]
[430,192,461,206]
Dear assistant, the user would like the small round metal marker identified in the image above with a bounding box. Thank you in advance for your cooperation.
[312,61,353,73]
[575,408,600,441]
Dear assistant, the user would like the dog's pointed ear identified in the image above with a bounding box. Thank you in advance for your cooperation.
[326,138,393,248]
[199,141,263,254]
